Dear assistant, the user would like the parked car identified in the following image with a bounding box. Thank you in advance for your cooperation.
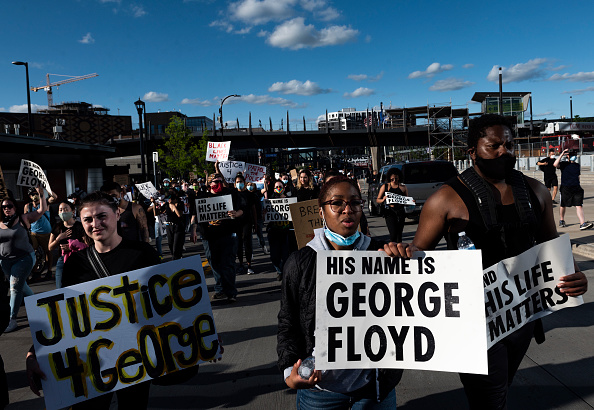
[367,160,459,219]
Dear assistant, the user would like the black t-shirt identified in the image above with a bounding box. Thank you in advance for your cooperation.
[197,187,240,240]
[296,186,320,202]
[236,190,255,225]
[52,221,85,245]
[539,157,556,178]
[559,161,580,187]
[62,239,160,287]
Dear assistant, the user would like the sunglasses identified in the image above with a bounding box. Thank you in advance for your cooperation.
[1,204,14,210]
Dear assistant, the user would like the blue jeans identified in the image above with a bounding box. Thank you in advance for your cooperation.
[296,387,396,410]
[1,251,35,319]
[203,233,237,297]
[55,255,65,288]
[154,221,163,256]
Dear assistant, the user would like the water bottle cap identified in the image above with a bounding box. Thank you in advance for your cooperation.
[458,231,466,237]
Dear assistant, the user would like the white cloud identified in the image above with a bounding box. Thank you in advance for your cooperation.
[238,94,302,107]
[429,78,475,92]
[257,29,268,37]
[79,33,95,44]
[130,4,147,17]
[30,62,44,69]
[9,104,48,113]
[143,92,169,102]
[266,17,357,50]
[343,87,375,98]
[210,20,234,33]
[229,0,297,25]
[236,27,252,34]
[348,71,383,82]
[181,98,216,106]
[268,80,330,95]
[535,111,554,117]
[549,71,594,82]
[462,63,474,69]
[561,86,594,95]
[487,58,548,83]
[408,62,454,79]
[0,107,5,112]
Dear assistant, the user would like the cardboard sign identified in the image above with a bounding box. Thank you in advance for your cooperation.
[289,169,298,182]
[385,192,415,206]
[315,247,488,374]
[195,195,233,223]
[17,159,53,195]
[219,161,246,183]
[113,174,130,186]
[289,199,322,249]
[484,235,582,348]
[263,198,297,222]
[0,165,8,198]
[206,141,231,162]
[25,256,220,410]
[244,163,266,184]
[135,182,158,199]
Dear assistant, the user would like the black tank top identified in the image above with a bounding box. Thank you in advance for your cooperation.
[385,185,406,217]
[445,176,542,269]
[119,201,140,241]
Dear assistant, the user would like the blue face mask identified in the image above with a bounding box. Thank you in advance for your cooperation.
[570,156,577,162]
[324,226,361,246]
[237,182,245,190]
[246,185,254,191]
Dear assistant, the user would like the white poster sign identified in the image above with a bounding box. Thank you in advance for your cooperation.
[316,248,488,374]
[244,163,266,184]
[25,256,220,410]
[263,198,297,222]
[484,235,582,348]
[158,213,168,236]
[219,161,246,183]
[135,182,158,199]
[385,192,415,206]
[206,141,231,162]
[195,195,234,223]
[17,159,53,195]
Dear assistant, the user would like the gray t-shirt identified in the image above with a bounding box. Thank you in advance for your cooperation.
[0,219,34,260]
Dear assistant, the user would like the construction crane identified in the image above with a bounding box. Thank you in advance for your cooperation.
[30,73,98,107]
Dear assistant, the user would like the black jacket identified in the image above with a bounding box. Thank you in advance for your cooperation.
[277,241,403,400]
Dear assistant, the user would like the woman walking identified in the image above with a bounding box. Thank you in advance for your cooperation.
[266,180,293,280]
[376,168,409,243]
[235,174,256,274]
[165,191,186,260]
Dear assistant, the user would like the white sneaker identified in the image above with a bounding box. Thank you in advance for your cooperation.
[247,267,255,275]
[262,245,269,254]
[5,319,17,333]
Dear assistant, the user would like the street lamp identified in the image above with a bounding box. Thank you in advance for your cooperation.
[12,61,33,136]
[134,98,147,181]
[219,94,240,136]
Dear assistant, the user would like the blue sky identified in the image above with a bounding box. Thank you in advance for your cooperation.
[3,0,594,131]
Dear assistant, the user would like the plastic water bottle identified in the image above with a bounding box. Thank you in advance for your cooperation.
[457,231,476,250]
[298,356,315,380]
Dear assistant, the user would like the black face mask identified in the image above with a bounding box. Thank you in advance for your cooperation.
[3,214,17,226]
[474,154,516,180]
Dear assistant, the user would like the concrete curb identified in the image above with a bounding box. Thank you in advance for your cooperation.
[571,240,594,259]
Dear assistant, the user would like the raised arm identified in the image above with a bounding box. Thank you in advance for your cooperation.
[23,187,47,225]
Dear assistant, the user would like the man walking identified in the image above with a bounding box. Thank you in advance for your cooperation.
[555,149,593,230]
[536,149,558,202]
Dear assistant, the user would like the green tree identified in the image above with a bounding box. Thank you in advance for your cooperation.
[157,116,201,180]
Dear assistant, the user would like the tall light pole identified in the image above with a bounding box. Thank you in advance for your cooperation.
[12,61,33,136]
[570,96,573,122]
[134,98,147,181]
[219,94,240,136]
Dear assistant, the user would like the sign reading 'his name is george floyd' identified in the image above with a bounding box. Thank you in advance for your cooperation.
[25,256,220,410]
[315,250,488,374]
[264,198,297,222]
[484,234,582,348]
[195,195,233,222]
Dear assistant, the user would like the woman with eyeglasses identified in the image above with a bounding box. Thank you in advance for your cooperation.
[376,168,409,243]
[0,187,47,333]
[277,175,402,408]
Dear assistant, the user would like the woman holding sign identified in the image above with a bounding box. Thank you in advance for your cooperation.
[0,187,47,333]
[266,180,294,281]
[376,168,409,243]
[277,175,402,408]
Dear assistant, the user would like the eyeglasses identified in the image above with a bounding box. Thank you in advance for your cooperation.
[1,204,14,210]
[321,199,364,213]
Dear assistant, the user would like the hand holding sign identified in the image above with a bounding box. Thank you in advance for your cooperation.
[384,192,415,206]
[17,159,53,195]
[206,141,231,162]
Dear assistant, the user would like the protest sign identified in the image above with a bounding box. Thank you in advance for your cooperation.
[385,192,415,206]
[315,246,488,374]
[264,198,297,222]
[289,169,298,182]
[158,213,168,236]
[135,182,158,199]
[206,141,231,162]
[289,199,322,249]
[25,256,220,410]
[244,163,266,184]
[195,195,233,223]
[17,159,53,195]
[113,174,130,186]
[484,234,582,348]
[0,165,8,198]
[219,161,245,183]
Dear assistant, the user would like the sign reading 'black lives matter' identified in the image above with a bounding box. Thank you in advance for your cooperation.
[315,250,488,375]
[25,256,220,410]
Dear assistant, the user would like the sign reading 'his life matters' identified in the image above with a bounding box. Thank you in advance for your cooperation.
[264,198,297,222]
[195,195,233,223]
[483,234,582,348]
[25,256,220,410]
[206,141,230,162]
[315,249,488,374]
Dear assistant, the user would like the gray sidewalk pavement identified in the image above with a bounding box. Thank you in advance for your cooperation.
[1,181,593,409]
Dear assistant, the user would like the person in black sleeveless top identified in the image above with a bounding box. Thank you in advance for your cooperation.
[382,114,588,410]
[101,182,150,243]
[376,168,408,242]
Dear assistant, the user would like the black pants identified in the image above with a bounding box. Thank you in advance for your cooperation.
[236,223,254,265]
[384,211,405,243]
[459,321,536,410]
[71,381,151,410]
[167,224,185,260]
